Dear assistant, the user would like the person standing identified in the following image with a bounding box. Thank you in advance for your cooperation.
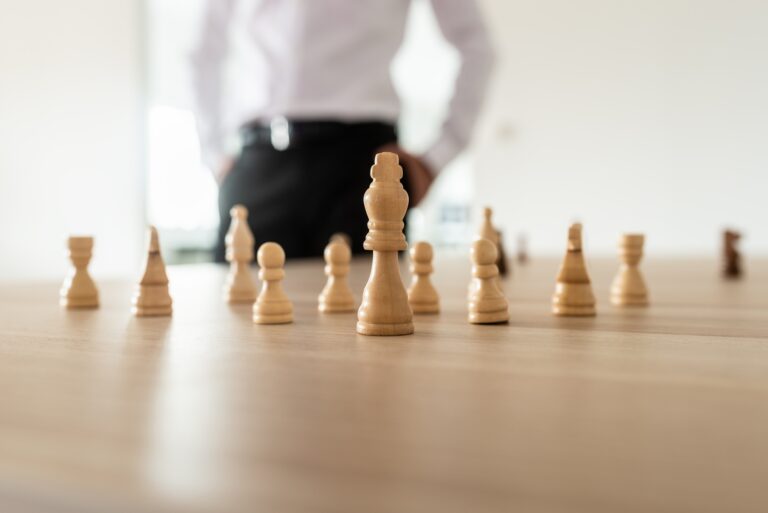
[191,0,496,260]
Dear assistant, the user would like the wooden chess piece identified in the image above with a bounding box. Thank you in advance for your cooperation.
[329,232,352,248]
[723,230,742,278]
[356,152,414,336]
[407,241,439,314]
[224,205,257,303]
[495,229,510,277]
[318,240,355,313]
[610,234,649,306]
[516,233,529,264]
[552,223,596,316]
[468,238,509,324]
[253,242,293,324]
[132,226,173,317]
[60,236,99,309]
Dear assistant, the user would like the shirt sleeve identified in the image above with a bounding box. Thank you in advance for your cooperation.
[190,0,236,172]
[422,0,497,174]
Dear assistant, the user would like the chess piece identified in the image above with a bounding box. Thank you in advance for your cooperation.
[329,232,352,248]
[610,234,649,306]
[468,238,509,324]
[356,152,414,336]
[552,223,596,316]
[132,226,173,317]
[318,240,355,313]
[224,205,257,303]
[60,236,99,308]
[253,242,293,324]
[495,229,510,277]
[407,241,439,314]
[723,230,742,278]
[516,233,529,264]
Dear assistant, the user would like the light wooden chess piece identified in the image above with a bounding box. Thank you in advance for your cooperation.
[408,241,439,314]
[468,238,509,324]
[356,152,414,336]
[132,226,172,317]
[60,236,99,309]
[611,234,649,306]
[516,233,529,264]
[224,205,257,303]
[318,240,355,313]
[552,223,596,316]
[253,242,293,324]
[329,232,352,248]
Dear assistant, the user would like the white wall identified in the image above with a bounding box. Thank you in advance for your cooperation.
[0,0,145,280]
[475,0,768,256]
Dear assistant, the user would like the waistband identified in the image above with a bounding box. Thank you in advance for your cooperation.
[240,118,397,151]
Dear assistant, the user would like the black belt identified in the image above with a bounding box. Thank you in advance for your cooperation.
[240,118,396,150]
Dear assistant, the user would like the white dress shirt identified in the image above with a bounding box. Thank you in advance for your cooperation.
[190,0,495,174]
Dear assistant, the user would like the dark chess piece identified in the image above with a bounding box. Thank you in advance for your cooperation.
[723,230,743,278]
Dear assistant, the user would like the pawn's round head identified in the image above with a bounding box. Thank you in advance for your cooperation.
[325,240,351,265]
[230,204,248,219]
[410,241,433,263]
[471,238,497,265]
[257,242,285,268]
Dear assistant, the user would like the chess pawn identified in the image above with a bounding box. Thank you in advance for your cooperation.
[356,152,414,336]
[723,230,742,278]
[552,223,596,316]
[468,238,509,324]
[610,234,649,306]
[329,232,352,248]
[318,240,355,313]
[60,236,99,308]
[132,226,173,317]
[224,205,257,303]
[253,242,293,324]
[408,241,439,314]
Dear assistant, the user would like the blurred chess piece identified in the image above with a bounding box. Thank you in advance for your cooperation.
[610,234,649,306]
[224,205,257,303]
[723,230,743,278]
[132,226,173,317]
[253,242,293,324]
[468,238,509,324]
[552,223,596,317]
[516,233,529,264]
[318,240,355,313]
[60,236,99,309]
[356,152,414,336]
[495,229,510,277]
[329,232,352,248]
[408,241,439,314]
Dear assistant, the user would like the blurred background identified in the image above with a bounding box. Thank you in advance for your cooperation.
[1,0,766,280]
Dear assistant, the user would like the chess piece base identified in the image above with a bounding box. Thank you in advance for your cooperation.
[469,310,509,324]
[319,301,356,313]
[226,290,257,304]
[132,305,172,317]
[411,302,439,314]
[254,313,294,324]
[60,296,99,309]
[356,321,414,336]
[611,295,649,307]
[553,304,596,317]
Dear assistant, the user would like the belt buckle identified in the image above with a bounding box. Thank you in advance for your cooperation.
[270,116,290,151]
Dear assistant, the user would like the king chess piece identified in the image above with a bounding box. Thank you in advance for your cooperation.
[224,205,257,303]
[60,236,99,309]
[552,223,596,316]
[610,234,649,306]
[356,152,414,336]
[132,226,173,317]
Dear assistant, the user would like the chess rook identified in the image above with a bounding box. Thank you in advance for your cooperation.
[407,241,440,314]
[552,223,596,316]
[132,226,173,317]
[224,205,257,303]
[60,236,99,309]
[356,152,414,336]
[318,240,356,313]
[611,234,649,306]
[468,238,509,324]
[253,242,293,324]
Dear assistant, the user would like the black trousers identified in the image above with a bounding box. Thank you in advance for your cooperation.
[214,121,405,262]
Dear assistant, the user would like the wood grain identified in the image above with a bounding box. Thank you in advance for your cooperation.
[1,256,767,513]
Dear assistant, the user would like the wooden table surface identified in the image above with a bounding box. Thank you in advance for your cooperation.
[1,256,767,513]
